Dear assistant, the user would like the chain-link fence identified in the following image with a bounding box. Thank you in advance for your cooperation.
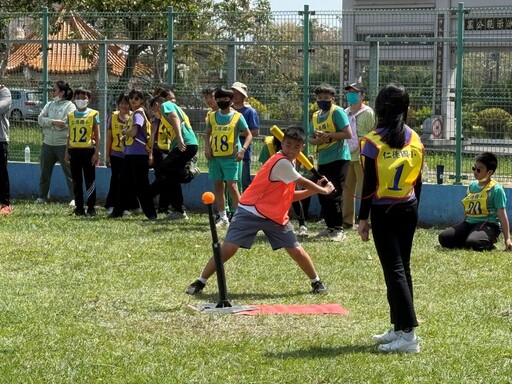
[2,5,512,184]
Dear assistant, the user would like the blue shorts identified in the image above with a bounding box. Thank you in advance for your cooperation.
[225,207,299,250]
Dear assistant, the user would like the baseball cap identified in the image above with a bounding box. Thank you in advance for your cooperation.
[344,82,365,93]
[231,82,248,98]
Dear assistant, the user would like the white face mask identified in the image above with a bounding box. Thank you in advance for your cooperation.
[74,99,89,109]
[53,96,61,101]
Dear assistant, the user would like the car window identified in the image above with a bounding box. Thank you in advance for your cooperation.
[11,91,21,99]
[27,92,42,102]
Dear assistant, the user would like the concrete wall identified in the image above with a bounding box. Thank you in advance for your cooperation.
[8,162,512,227]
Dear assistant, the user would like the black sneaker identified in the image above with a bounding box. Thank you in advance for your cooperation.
[74,207,85,216]
[86,207,96,217]
[185,279,206,295]
[311,280,328,294]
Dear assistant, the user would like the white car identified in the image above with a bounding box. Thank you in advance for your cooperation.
[9,88,43,121]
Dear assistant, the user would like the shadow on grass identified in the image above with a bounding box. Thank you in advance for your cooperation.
[264,344,377,358]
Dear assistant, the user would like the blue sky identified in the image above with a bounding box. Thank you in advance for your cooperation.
[268,0,342,12]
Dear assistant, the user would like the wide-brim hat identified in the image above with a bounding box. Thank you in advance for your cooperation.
[231,82,248,98]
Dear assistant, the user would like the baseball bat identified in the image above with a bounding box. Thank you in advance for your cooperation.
[270,125,322,179]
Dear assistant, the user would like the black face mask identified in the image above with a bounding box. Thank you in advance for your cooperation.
[317,100,332,111]
[217,100,231,110]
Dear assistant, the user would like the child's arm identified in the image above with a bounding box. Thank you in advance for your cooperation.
[293,176,334,202]
[105,117,113,167]
[497,208,512,251]
[92,118,101,166]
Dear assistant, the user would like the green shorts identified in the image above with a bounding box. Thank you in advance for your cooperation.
[208,156,240,181]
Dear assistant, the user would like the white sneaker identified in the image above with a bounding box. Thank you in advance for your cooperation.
[215,217,229,228]
[377,334,420,353]
[298,225,309,237]
[35,198,46,204]
[69,199,75,207]
[372,329,401,344]
[331,230,346,242]
[106,207,114,215]
[166,211,189,220]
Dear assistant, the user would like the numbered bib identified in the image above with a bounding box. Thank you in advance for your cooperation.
[462,180,497,218]
[110,111,129,151]
[209,112,241,157]
[68,110,98,148]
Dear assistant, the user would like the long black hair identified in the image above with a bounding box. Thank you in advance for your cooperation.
[55,80,73,101]
[375,84,409,149]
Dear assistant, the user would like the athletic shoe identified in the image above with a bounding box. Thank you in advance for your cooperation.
[377,334,420,353]
[185,279,206,295]
[317,228,346,242]
[74,207,85,216]
[297,225,309,237]
[0,205,12,215]
[166,211,189,220]
[311,280,328,294]
[86,207,96,217]
[330,230,347,242]
[372,329,401,344]
[215,217,229,228]
[105,207,114,215]
[69,199,76,207]
[35,198,46,204]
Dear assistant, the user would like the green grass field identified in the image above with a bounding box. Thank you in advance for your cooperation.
[1,201,511,383]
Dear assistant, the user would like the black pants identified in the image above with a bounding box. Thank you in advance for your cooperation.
[114,154,156,219]
[150,147,169,211]
[316,159,349,229]
[105,156,139,210]
[159,145,198,213]
[69,148,96,210]
[371,201,419,331]
[438,221,500,251]
[0,142,9,206]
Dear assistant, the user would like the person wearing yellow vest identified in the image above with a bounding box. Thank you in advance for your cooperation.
[104,92,138,213]
[309,83,352,242]
[358,84,423,353]
[205,87,252,228]
[185,127,335,296]
[64,88,100,217]
[108,88,156,220]
[150,95,198,220]
[342,82,375,230]
[439,152,512,252]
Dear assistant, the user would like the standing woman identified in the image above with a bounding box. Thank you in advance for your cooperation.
[358,84,424,353]
[109,89,156,220]
[37,81,76,204]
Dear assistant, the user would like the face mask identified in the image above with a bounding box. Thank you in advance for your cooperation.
[74,99,89,109]
[53,96,61,102]
[217,100,231,110]
[317,100,332,111]
[476,174,490,183]
[346,93,360,105]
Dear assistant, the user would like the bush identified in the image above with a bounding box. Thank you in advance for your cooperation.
[477,108,512,139]
[246,96,268,118]
[407,106,432,132]
[462,104,480,136]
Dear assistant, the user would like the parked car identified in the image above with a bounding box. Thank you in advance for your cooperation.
[9,88,43,121]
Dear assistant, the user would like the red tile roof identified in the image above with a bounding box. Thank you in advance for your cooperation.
[7,12,151,77]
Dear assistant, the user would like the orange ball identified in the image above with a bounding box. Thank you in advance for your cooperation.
[202,191,215,205]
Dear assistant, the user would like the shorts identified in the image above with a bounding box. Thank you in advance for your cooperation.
[208,156,239,181]
[225,207,299,250]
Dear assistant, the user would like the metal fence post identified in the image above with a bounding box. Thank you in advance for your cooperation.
[98,38,108,164]
[167,7,174,87]
[302,4,310,155]
[42,7,48,104]
[454,2,465,185]
[368,41,379,108]
[227,39,236,85]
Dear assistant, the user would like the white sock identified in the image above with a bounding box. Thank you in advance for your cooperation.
[310,276,320,283]
[198,276,207,284]
[219,211,227,220]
